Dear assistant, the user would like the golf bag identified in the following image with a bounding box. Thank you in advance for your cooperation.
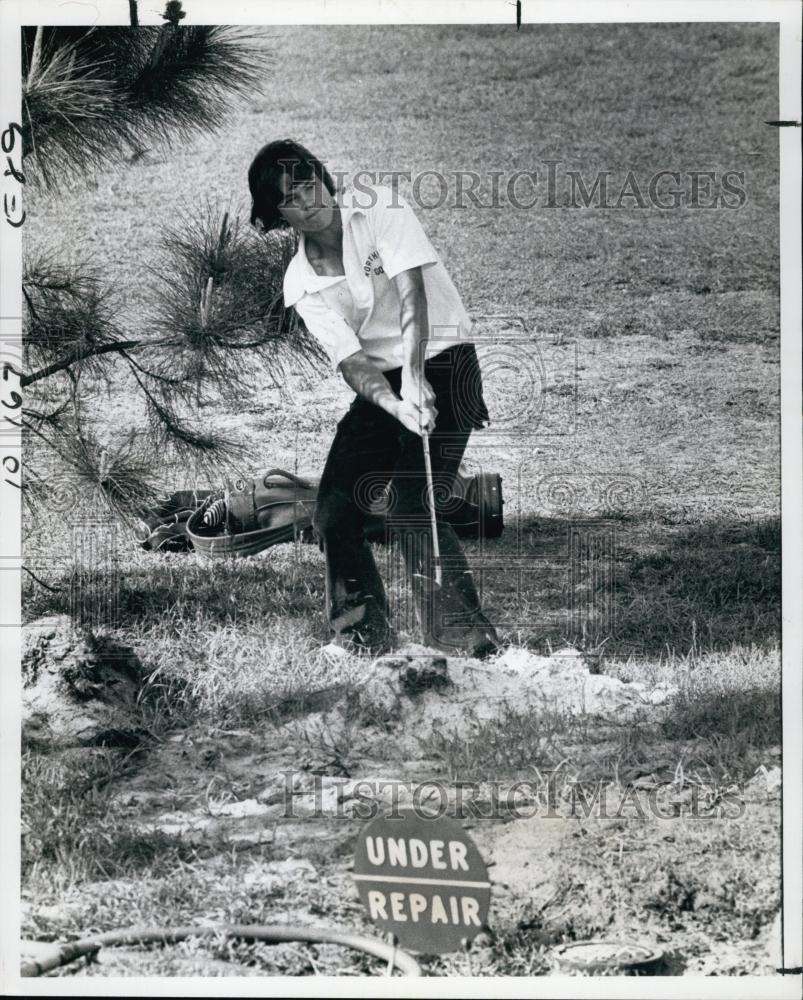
[135,467,503,558]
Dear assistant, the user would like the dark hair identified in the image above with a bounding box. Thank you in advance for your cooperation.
[248,138,337,231]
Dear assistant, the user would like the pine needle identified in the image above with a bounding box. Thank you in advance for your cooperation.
[22,25,267,190]
[23,252,123,379]
[27,423,162,523]
[146,200,327,389]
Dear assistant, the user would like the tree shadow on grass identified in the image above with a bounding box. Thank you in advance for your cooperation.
[23,548,325,629]
[23,514,781,660]
[468,513,781,658]
[658,684,780,748]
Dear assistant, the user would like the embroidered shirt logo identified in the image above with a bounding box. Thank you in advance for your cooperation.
[363,249,385,276]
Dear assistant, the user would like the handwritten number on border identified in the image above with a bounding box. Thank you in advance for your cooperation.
[2,122,25,227]
[2,356,21,489]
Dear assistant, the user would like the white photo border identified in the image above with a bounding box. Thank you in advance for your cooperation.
[1,1,800,997]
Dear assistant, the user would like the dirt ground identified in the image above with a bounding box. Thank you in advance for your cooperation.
[21,629,782,978]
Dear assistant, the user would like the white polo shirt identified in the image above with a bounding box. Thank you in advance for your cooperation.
[282,184,472,372]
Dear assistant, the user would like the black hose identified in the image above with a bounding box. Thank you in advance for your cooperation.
[20,923,422,978]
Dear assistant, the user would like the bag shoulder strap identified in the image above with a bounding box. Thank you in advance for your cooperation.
[260,468,318,491]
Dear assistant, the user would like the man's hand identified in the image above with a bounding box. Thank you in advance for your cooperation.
[395,397,436,436]
[399,369,437,435]
[339,350,436,434]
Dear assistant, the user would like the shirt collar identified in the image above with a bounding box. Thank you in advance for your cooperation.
[283,187,367,307]
[338,184,371,224]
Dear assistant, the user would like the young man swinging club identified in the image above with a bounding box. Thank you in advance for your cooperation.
[248,139,500,659]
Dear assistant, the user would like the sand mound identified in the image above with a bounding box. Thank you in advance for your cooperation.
[22,615,149,749]
[355,644,677,747]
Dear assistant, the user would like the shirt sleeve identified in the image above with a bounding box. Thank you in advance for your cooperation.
[371,186,439,279]
[293,292,362,371]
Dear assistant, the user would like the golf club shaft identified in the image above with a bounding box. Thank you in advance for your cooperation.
[421,430,442,585]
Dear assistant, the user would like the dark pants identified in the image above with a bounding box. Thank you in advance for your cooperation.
[313,343,495,653]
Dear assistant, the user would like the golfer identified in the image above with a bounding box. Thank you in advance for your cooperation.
[249,139,499,658]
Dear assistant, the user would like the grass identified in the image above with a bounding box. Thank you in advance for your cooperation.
[21,750,205,885]
[23,849,553,977]
[19,21,783,979]
[23,23,779,329]
[420,644,780,788]
[23,486,782,663]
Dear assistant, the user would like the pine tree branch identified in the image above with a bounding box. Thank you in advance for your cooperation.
[123,357,219,453]
[21,284,41,323]
[118,347,186,385]
[23,398,71,423]
[23,26,266,190]
[21,339,140,387]
[23,565,63,593]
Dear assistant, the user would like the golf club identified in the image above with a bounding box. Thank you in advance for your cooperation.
[421,429,442,586]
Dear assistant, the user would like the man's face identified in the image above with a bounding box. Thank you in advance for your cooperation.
[277,170,337,232]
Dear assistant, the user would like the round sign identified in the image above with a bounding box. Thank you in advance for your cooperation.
[353,808,491,954]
